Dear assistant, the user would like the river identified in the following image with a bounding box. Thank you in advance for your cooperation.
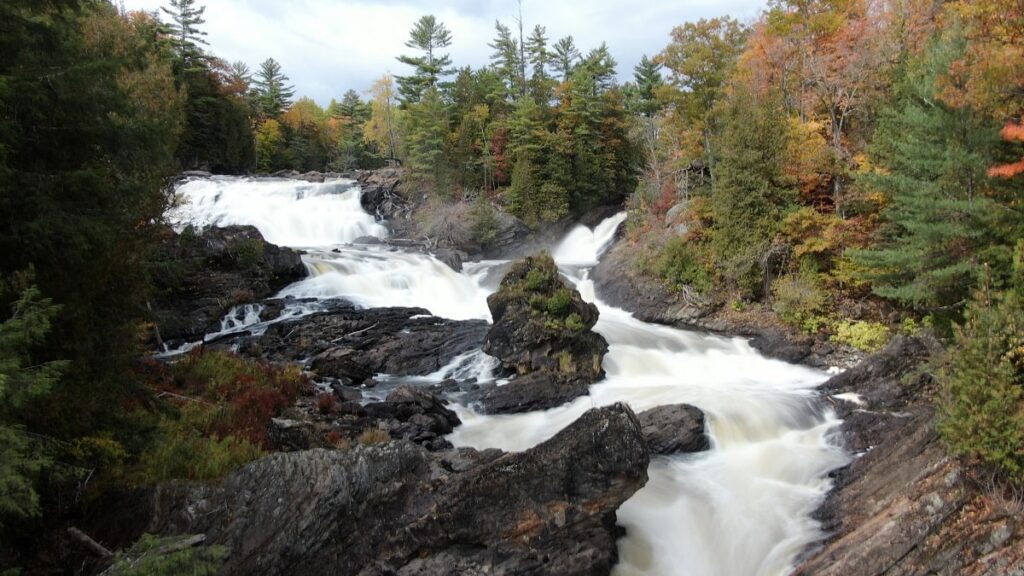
[171,175,850,576]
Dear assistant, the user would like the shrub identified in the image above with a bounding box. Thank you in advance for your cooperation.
[772,274,826,333]
[418,199,473,248]
[939,272,1024,482]
[469,194,499,246]
[832,320,889,352]
[230,238,265,271]
[656,237,711,294]
[565,313,585,332]
[357,428,391,445]
[317,393,336,415]
[544,289,573,317]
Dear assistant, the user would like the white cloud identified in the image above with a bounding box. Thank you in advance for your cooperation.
[122,0,767,105]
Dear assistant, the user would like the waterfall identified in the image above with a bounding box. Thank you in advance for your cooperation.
[170,177,847,576]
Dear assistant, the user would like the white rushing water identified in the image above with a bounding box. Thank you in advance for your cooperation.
[171,177,848,576]
[170,177,387,246]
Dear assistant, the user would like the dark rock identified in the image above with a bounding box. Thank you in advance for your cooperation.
[433,248,465,272]
[140,404,650,576]
[477,372,590,414]
[637,404,709,455]
[792,334,1022,576]
[259,299,286,322]
[309,347,374,383]
[149,226,306,343]
[352,235,383,245]
[267,418,322,452]
[479,253,608,413]
[330,381,363,402]
[179,170,212,179]
[592,236,716,327]
[749,328,812,364]
[252,305,489,378]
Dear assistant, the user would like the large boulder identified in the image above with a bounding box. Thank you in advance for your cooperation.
[245,304,489,379]
[480,253,609,413]
[149,225,305,343]
[637,404,709,455]
[139,404,649,575]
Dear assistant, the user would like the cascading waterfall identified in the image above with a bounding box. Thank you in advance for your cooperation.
[170,177,848,576]
[170,177,387,246]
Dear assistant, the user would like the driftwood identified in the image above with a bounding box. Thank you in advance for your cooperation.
[67,527,113,559]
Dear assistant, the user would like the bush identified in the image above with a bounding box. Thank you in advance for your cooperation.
[418,200,473,248]
[772,273,826,333]
[469,194,499,246]
[135,350,309,483]
[656,237,711,294]
[832,320,889,352]
[357,428,390,445]
[939,275,1024,482]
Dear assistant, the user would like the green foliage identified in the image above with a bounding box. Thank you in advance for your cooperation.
[396,15,454,105]
[832,320,890,352]
[852,32,1006,315]
[772,273,826,333]
[0,277,66,529]
[253,58,295,119]
[135,350,307,483]
[939,256,1024,481]
[469,195,500,247]
[403,87,451,190]
[709,85,794,297]
[656,237,712,294]
[104,534,228,576]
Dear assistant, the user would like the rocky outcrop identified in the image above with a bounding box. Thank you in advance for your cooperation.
[592,235,862,370]
[357,168,413,225]
[139,404,649,576]
[794,336,1024,576]
[479,254,609,413]
[149,226,306,343]
[637,404,709,455]
[239,303,489,383]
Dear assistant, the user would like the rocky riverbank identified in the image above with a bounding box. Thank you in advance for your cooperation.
[794,336,1023,575]
[101,404,650,576]
[592,227,863,370]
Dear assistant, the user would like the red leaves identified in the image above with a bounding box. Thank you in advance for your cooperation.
[989,122,1024,178]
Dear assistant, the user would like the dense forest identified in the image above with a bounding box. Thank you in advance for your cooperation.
[0,0,1022,572]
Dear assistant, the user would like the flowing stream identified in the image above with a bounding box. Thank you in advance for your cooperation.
[172,176,849,576]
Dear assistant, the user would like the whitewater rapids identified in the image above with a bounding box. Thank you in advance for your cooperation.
[171,176,849,576]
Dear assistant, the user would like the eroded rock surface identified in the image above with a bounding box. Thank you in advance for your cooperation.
[637,404,709,455]
[143,404,650,576]
[479,253,608,413]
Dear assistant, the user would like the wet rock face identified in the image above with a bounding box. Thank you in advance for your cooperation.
[144,404,650,576]
[637,404,709,455]
[480,253,609,413]
[794,335,1024,576]
[245,305,489,382]
[149,225,305,343]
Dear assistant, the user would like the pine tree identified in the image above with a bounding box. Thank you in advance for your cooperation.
[631,55,664,117]
[0,277,66,529]
[395,15,454,105]
[552,36,580,82]
[253,58,295,118]
[489,22,523,100]
[525,25,553,101]
[852,33,1002,314]
[939,243,1024,481]
[160,0,208,63]
[403,87,451,190]
[710,85,795,297]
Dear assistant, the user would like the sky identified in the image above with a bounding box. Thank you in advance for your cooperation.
[122,0,768,106]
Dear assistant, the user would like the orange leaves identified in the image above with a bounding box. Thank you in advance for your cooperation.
[989,121,1024,179]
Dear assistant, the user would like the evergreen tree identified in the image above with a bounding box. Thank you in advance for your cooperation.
[160,0,208,64]
[852,33,1003,314]
[395,15,454,105]
[403,87,451,190]
[253,58,295,118]
[710,85,795,297]
[525,25,553,101]
[631,55,664,117]
[0,277,66,529]
[552,36,580,82]
[939,244,1024,481]
[489,22,524,100]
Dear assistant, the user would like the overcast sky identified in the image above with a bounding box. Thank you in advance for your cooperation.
[122,0,767,105]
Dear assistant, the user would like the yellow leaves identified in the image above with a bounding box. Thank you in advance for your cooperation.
[784,118,833,197]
